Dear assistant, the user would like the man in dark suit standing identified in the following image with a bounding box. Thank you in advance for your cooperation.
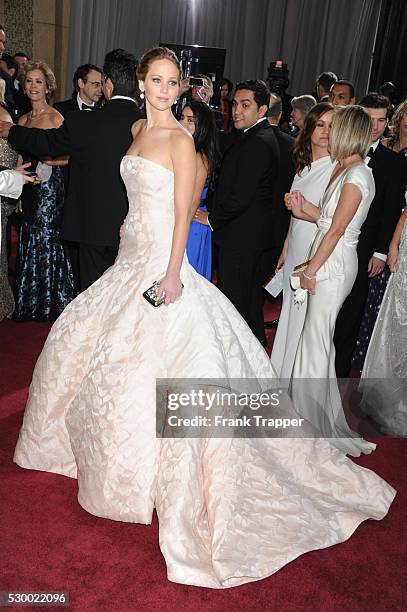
[196,80,281,344]
[0,49,141,291]
[266,93,294,251]
[54,64,103,117]
[334,93,407,376]
[52,63,103,290]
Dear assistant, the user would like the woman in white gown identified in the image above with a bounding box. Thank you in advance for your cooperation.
[271,103,335,378]
[360,207,407,435]
[289,106,377,457]
[14,49,395,588]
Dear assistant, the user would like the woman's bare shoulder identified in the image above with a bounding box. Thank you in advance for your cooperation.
[18,113,30,126]
[0,106,12,122]
[131,117,145,138]
[170,123,194,153]
[48,107,64,127]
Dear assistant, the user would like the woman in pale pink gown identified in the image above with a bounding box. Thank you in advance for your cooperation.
[14,47,395,589]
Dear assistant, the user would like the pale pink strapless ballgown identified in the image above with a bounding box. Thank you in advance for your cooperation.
[14,156,395,588]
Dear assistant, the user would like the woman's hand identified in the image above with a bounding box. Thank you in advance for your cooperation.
[284,190,304,215]
[292,269,316,295]
[194,209,209,225]
[157,274,183,305]
[15,162,37,185]
[284,192,293,211]
[290,191,307,219]
[387,244,400,272]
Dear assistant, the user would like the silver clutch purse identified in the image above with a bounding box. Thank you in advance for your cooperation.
[142,281,166,307]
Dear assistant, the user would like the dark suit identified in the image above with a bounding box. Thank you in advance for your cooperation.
[209,119,281,342]
[334,143,407,376]
[51,96,89,291]
[12,82,31,119]
[53,97,80,117]
[257,126,294,294]
[0,69,16,115]
[8,98,141,290]
[269,125,294,251]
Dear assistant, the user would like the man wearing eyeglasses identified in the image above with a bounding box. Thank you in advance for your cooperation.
[54,64,103,117]
[49,65,103,290]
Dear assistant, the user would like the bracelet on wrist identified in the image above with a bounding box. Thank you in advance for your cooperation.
[303,270,317,280]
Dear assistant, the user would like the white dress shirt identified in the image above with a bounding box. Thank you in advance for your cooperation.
[77,93,95,110]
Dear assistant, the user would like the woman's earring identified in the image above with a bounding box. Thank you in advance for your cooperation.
[140,92,145,99]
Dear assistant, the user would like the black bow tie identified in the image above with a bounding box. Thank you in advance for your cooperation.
[366,147,374,158]
[81,104,93,111]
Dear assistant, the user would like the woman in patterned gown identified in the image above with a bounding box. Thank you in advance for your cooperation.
[14,60,75,321]
[360,207,407,435]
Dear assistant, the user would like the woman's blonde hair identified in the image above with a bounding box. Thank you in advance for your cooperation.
[330,105,372,161]
[388,100,407,148]
[23,60,57,100]
[136,46,180,82]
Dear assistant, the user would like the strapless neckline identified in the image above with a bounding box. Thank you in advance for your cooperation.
[123,154,174,176]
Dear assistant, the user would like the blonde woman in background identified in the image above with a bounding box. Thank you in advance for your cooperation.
[383,99,407,157]
[289,106,377,457]
[14,60,75,321]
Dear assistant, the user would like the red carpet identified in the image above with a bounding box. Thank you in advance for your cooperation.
[1,315,406,611]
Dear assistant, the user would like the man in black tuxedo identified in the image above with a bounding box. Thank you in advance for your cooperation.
[11,51,31,118]
[54,64,103,117]
[196,80,281,344]
[334,93,407,376]
[52,64,103,290]
[266,93,294,247]
[0,49,141,291]
[261,93,295,326]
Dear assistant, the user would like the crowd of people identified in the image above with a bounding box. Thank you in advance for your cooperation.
[0,21,406,589]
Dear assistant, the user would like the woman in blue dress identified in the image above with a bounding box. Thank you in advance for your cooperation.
[14,60,75,321]
[180,101,220,280]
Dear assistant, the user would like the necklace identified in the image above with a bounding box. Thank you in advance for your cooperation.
[30,107,46,119]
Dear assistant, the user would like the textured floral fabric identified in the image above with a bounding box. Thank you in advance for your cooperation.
[360,220,407,435]
[14,156,395,588]
[14,164,75,321]
[352,268,391,369]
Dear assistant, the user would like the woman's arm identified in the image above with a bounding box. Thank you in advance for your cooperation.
[297,182,362,293]
[277,216,293,269]
[18,113,29,126]
[387,208,407,271]
[42,155,70,167]
[158,133,196,305]
[191,153,208,214]
[285,191,320,222]
[40,112,69,165]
